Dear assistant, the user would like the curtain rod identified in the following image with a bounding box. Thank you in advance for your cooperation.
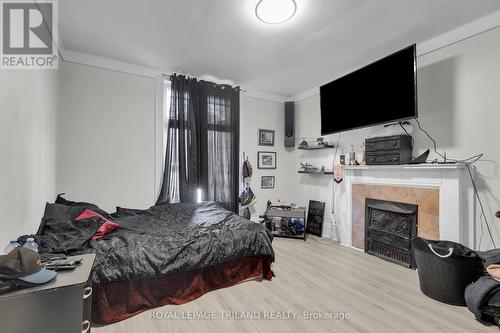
[160,73,246,92]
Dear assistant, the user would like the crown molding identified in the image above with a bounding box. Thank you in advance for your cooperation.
[417,9,500,56]
[289,86,319,103]
[241,90,289,103]
[60,49,288,103]
[61,49,162,78]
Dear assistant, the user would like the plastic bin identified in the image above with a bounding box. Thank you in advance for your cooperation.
[412,237,481,306]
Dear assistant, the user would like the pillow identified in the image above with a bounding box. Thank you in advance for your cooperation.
[75,209,120,240]
[37,203,88,235]
[112,206,149,218]
[55,194,112,219]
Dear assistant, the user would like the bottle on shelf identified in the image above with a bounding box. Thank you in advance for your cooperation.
[23,237,39,252]
[360,141,366,166]
[4,240,20,254]
[349,144,356,165]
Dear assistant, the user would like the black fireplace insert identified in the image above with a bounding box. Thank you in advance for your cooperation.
[365,198,418,268]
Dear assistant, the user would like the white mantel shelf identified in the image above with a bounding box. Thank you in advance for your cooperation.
[342,163,467,171]
[336,162,475,250]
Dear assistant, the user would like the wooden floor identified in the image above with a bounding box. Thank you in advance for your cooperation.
[95,237,495,333]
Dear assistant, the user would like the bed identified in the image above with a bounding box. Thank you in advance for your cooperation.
[35,199,274,324]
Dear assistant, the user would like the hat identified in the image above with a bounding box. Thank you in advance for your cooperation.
[0,247,56,286]
[242,159,253,179]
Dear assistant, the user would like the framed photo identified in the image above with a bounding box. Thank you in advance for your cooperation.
[261,176,275,189]
[258,129,275,146]
[257,151,276,169]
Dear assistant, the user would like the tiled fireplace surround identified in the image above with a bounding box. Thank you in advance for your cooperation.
[352,184,439,250]
[336,164,475,250]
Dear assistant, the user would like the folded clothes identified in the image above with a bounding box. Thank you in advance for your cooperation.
[478,249,500,268]
[465,276,500,319]
[487,264,500,283]
[465,249,500,327]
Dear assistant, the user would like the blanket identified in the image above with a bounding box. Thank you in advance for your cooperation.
[36,201,274,285]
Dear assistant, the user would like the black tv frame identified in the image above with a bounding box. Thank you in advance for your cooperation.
[320,44,418,135]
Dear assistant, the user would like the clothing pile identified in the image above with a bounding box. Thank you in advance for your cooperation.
[466,249,500,327]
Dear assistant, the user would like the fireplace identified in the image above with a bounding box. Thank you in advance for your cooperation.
[365,198,418,268]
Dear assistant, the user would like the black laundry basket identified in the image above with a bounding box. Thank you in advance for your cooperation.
[412,237,481,306]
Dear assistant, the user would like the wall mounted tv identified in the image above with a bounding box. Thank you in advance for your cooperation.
[320,44,417,135]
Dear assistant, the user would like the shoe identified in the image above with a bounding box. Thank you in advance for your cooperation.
[239,186,256,206]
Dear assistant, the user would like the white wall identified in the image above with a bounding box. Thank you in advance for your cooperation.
[284,95,378,238]
[417,26,500,250]
[239,95,295,219]
[0,70,58,247]
[291,26,500,249]
[57,62,156,212]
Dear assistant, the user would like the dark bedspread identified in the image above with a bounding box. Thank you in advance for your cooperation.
[37,202,274,285]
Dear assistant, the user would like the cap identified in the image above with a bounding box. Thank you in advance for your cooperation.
[0,247,56,286]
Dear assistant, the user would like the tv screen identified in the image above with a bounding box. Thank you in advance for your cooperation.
[320,45,417,135]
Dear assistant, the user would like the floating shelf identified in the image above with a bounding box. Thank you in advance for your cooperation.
[297,145,335,150]
[298,171,333,175]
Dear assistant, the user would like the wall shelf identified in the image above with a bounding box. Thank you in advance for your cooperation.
[297,145,334,150]
[298,171,333,175]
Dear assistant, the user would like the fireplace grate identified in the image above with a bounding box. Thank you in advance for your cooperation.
[367,240,411,266]
[365,198,418,269]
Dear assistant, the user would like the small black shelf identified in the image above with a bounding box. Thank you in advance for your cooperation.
[297,145,334,150]
[298,171,333,175]
[271,231,305,239]
[264,207,307,241]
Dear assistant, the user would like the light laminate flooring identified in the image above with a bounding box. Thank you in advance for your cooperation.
[95,237,495,333]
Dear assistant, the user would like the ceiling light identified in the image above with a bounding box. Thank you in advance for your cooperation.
[255,0,297,25]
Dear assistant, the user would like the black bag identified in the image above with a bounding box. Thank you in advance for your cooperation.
[412,237,481,306]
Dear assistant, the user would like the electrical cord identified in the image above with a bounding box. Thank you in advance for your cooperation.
[328,133,342,242]
[414,118,495,248]
[415,118,484,165]
[415,118,447,160]
[398,122,414,148]
[466,163,496,248]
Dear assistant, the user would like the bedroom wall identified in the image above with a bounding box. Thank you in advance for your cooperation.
[292,25,500,249]
[56,64,291,218]
[239,95,295,219]
[57,62,156,212]
[0,70,58,247]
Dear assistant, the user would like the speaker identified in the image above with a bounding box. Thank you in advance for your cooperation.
[284,101,295,147]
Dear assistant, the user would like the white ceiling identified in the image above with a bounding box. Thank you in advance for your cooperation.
[60,0,500,97]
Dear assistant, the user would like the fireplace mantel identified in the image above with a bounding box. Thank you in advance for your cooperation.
[334,163,475,250]
[342,163,467,171]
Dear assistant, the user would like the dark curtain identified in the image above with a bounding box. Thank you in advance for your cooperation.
[157,75,240,212]
[157,75,200,204]
[199,81,240,212]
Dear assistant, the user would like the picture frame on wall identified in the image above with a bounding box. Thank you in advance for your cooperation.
[261,176,275,189]
[257,151,276,169]
[258,129,275,146]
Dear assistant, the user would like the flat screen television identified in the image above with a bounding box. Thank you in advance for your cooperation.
[320,44,417,135]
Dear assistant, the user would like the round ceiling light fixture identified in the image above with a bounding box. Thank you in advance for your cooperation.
[255,0,297,25]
